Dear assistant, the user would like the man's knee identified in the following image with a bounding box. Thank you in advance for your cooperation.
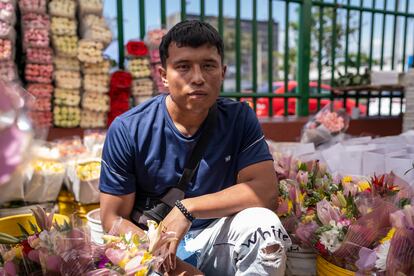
[231,207,283,232]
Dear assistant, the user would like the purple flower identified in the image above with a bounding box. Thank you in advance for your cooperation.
[97,255,110,269]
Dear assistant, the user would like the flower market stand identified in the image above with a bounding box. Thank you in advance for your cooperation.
[285,245,316,276]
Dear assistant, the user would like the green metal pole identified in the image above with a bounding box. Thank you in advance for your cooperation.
[139,0,145,40]
[330,0,337,87]
[356,0,363,73]
[380,0,387,69]
[236,0,241,93]
[368,0,375,70]
[297,0,312,117]
[252,0,257,93]
[345,0,350,74]
[391,0,399,70]
[117,0,124,69]
[181,0,186,21]
[161,0,166,28]
[317,5,323,110]
[200,0,205,21]
[401,0,409,71]
[283,1,289,116]
[268,0,274,116]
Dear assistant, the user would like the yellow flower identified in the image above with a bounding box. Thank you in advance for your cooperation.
[342,176,353,184]
[358,181,371,192]
[380,228,396,244]
[141,252,152,264]
[13,245,23,259]
[287,200,293,213]
[118,257,130,269]
[303,214,315,223]
[135,268,148,276]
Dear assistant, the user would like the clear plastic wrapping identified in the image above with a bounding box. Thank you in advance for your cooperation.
[0,60,18,81]
[54,88,80,106]
[144,28,167,50]
[83,129,106,158]
[48,0,76,18]
[127,58,151,78]
[67,158,101,204]
[81,59,110,74]
[0,2,16,24]
[77,0,102,16]
[0,38,13,61]
[80,109,106,128]
[22,13,50,29]
[27,110,52,127]
[18,0,47,15]
[54,70,81,89]
[77,39,103,63]
[132,78,154,96]
[52,35,78,57]
[25,63,53,83]
[79,14,105,32]
[27,94,51,111]
[26,83,53,98]
[82,73,109,93]
[82,91,109,112]
[23,28,50,49]
[0,170,25,205]
[53,56,80,71]
[26,47,53,64]
[53,105,80,127]
[50,16,76,36]
[82,24,111,46]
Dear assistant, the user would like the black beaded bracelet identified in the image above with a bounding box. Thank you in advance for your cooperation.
[175,200,195,222]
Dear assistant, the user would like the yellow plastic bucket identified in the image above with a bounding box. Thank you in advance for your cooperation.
[74,202,100,222]
[57,190,76,217]
[0,213,69,237]
[316,255,355,276]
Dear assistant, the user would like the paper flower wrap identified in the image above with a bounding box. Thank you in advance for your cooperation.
[23,28,50,49]
[52,35,78,57]
[19,0,47,14]
[50,17,76,36]
[53,105,80,127]
[132,78,154,96]
[127,58,151,78]
[22,13,50,29]
[54,70,81,89]
[25,63,53,84]
[82,91,109,112]
[80,110,106,128]
[48,0,76,18]
[81,60,110,75]
[0,60,18,82]
[27,83,53,98]
[301,104,350,147]
[53,88,80,106]
[53,56,80,71]
[0,39,13,61]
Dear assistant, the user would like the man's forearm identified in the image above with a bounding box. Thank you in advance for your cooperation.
[182,180,277,220]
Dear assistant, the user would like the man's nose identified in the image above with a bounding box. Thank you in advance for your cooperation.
[191,65,205,85]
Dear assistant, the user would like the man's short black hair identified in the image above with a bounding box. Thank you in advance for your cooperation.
[159,20,224,68]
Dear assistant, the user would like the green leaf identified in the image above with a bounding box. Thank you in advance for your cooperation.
[17,223,30,237]
[28,221,39,234]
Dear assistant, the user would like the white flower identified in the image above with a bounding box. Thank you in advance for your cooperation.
[375,240,391,272]
[319,221,343,253]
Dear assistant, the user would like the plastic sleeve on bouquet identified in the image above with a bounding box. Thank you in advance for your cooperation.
[22,13,50,29]
[81,24,112,47]
[24,159,65,203]
[26,83,53,97]
[26,47,53,64]
[53,56,80,71]
[79,14,106,33]
[52,35,78,57]
[53,106,80,127]
[54,70,81,89]
[77,0,103,16]
[27,94,52,111]
[82,73,109,93]
[18,0,47,14]
[67,158,101,204]
[80,110,106,128]
[23,28,50,49]
[0,60,18,82]
[28,110,53,127]
[83,129,106,158]
[48,0,76,18]
[0,38,14,61]
[0,2,16,24]
[81,59,110,75]
[77,39,104,63]
[0,170,26,205]
[82,91,109,112]
[25,63,53,83]
[50,16,76,36]
[132,78,154,97]
[53,88,80,106]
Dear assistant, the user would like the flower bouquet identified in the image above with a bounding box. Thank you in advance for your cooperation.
[300,104,349,147]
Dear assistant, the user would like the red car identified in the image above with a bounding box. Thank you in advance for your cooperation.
[242,81,367,117]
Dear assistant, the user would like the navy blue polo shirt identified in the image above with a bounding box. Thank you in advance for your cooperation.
[99,94,272,229]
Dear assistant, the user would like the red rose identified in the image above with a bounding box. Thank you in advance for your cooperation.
[126,41,148,57]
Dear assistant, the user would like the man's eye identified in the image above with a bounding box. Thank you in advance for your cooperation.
[204,64,216,69]
[176,64,189,70]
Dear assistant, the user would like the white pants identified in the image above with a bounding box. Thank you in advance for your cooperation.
[177,207,292,276]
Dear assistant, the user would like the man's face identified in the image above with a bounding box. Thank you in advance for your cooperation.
[160,43,226,114]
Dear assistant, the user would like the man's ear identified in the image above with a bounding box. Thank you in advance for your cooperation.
[158,66,168,88]
[222,64,227,82]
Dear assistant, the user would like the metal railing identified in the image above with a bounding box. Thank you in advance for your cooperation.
[114,0,412,117]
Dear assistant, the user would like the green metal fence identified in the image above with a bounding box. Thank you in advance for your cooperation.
[115,0,411,117]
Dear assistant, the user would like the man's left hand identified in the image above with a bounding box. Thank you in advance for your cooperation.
[162,205,192,272]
